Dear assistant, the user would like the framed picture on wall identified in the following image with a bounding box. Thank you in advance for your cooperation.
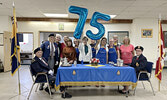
[0,33,3,46]
[163,31,167,48]
[141,29,153,38]
[107,31,129,44]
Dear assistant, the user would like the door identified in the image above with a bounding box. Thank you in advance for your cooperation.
[3,31,12,72]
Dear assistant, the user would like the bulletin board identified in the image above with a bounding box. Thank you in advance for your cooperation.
[107,31,129,44]
[0,33,3,46]
[163,31,167,48]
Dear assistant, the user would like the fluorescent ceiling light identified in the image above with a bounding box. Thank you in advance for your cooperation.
[44,13,68,18]
[110,15,117,18]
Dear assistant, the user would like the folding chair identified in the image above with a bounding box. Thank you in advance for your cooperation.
[134,61,155,96]
[27,67,52,99]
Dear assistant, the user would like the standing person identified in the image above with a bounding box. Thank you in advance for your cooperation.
[119,36,134,65]
[60,36,69,58]
[78,36,92,64]
[108,38,119,64]
[62,39,77,64]
[41,34,58,69]
[113,35,121,48]
[40,34,58,90]
[96,37,108,64]
[74,39,80,63]
[90,39,96,58]
[54,34,63,75]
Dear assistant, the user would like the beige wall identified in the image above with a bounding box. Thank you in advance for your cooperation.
[0,16,12,65]
[17,21,76,49]
[17,21,131,48]
[17,19,161,68]
[131,18,159,68]
[1,16,167,68]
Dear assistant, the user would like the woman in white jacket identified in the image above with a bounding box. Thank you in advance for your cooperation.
[78,36,92,64]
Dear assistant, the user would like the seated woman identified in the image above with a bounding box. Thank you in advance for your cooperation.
[131,46,147,78]
[119,46,147,94]
[108,38,119,64]
[96,37,108,64]
[62,39,77,64]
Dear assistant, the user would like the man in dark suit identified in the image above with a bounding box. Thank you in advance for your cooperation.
[131,46,147,78]
[31,47,72,98]
[30,47,55,94]
[41,34,58,69]
[40,34,58,90]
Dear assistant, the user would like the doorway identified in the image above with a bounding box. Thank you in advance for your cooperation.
[39,31,74,46]
[18,32,34,65]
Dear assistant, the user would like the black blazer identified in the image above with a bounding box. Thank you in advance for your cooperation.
[30,56,51,76]
[131,54,147,72]
[57,42,61,60]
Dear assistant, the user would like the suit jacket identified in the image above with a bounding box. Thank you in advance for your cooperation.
[131,54,147,72]
[57,42,61,61]
[30,56,51,82]
[30,56,51,76]
[41,41,58,62]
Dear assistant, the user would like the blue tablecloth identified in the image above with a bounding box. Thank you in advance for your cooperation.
[55,64,137,90]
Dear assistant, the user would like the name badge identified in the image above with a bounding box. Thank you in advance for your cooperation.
[47,45,50,49]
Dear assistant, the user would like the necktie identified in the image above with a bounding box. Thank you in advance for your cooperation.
[50,43,54,58]
[85,45,88,55]
[41,58,48,66]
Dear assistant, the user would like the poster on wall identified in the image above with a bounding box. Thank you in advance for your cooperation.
[141,29,153,38]
[163,31,167,48]
[0,33,3,46]
[107,31,129,44]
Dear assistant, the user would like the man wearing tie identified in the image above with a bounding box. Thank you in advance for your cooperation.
[30,47,55,94]
[40,34,58,90]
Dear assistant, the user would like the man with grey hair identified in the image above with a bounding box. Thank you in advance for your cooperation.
[40,34,58,90]
[113,35,121,48]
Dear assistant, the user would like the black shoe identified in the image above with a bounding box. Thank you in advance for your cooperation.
[39,83,44,91]
[45,87,53,95]
[118,90,129,94]
[61,92,72,98]
[39,85,43,91]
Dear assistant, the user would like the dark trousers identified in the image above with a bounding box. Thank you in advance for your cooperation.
[54,57,60,75]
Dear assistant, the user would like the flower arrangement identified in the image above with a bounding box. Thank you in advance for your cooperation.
[90,58,100,66]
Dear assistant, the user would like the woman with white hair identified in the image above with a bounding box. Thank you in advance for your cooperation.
[108,38,119,64]
[54,34,63,75]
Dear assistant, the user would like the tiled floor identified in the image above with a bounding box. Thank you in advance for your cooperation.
[0,65,167,100]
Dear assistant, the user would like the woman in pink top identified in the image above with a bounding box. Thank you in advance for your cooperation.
[119,36,134,65]
[119,36,134,94]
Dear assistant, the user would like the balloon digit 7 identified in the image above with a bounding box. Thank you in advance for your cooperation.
[69,6,88,39]
[86,12,111,40]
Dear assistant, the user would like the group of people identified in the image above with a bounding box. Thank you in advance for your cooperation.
[30,33,148,98]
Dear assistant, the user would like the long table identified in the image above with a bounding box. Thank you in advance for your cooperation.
[55,64,137,91]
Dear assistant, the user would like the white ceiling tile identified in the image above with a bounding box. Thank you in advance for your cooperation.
[1,0,167,19]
